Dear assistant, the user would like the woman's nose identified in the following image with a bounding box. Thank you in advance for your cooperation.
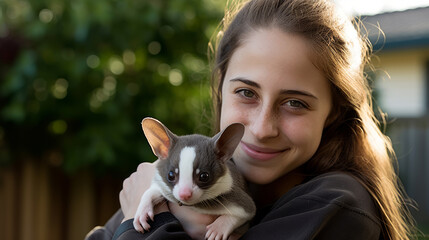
[249,106,279,141]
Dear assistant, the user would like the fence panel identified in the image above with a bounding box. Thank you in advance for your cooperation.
[388,117,429,226]
[0,158,122,240]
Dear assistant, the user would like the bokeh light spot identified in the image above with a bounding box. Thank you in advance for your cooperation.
[157,63,171,77]
[39,9,54,23]
[51,78,68,99]
[109,58,124,75]
[169,69,183,86]
[123,50,136,65]
[148,41,161,55]
[49,120,67,135]
[87,55,100,69]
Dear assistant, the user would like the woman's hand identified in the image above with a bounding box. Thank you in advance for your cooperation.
[119,161,168,222]
[168,201,218,239]
[169,203,243,240]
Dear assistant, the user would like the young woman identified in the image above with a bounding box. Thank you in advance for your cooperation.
[86,0,415,239]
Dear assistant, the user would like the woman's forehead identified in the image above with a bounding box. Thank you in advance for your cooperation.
[224,28,330,97]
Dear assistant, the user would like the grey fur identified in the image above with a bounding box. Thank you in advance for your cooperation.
[142,117,256,223]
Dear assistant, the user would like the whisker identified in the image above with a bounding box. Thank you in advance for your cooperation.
[214,197,232,215]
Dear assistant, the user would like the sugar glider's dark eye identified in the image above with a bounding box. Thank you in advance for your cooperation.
[167,171,176,182]
[199,172,210,183]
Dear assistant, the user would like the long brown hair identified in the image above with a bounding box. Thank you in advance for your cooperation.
[209,0,415,239]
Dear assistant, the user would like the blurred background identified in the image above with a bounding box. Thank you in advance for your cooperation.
[0,0,428,239]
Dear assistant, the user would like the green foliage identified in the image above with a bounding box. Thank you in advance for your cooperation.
[0,0,224,176]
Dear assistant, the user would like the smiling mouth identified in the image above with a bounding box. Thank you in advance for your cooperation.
[240,142,287,161]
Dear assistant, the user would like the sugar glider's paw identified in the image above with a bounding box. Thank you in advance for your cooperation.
[205,215,238,240]
[133,204,154,233]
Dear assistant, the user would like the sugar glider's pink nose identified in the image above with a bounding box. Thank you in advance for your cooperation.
[179,187,193,201]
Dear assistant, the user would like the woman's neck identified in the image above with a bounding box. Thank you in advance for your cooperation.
[248,170,307,207]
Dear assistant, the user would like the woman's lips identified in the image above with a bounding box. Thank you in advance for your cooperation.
[240,142,287,161]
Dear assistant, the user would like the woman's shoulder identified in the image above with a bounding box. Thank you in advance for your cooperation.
[275,171,380,224]
[247,172,382,239]
[267,171,381,225]
[296,171,374,202]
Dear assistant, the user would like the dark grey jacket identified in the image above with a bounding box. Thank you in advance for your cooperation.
[85,172,382,240]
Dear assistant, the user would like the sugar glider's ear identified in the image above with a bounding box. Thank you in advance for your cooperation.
[213,123,245,161]
[141,117,176,160]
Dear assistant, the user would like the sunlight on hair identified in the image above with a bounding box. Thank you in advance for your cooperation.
[346,26,363,73]
[337,7,364,74]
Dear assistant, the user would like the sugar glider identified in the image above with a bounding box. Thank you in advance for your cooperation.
[134,117,256,240]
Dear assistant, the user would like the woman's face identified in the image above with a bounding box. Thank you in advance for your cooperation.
[220,28,332,184]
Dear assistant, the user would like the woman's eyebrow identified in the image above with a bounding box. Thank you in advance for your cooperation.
[230,78,260,88]
[279,90,318,100]
[229,77,318,100]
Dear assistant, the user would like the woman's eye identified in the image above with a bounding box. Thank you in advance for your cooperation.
[237,89,255,98]
[285,100,307,109]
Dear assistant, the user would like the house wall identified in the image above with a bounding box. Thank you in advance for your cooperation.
[372,47,429,230]
[372,48,429,117]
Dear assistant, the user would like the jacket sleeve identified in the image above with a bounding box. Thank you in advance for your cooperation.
[111,212,192,240]
[85,209,124,240]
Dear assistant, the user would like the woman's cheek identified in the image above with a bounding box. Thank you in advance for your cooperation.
[221,100,249,129]
[288,116,324,153]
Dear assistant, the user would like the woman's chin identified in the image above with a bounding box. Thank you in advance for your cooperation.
[241,166,279,185]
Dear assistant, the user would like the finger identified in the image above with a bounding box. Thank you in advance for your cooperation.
[137,163,144,171]
[119,190,124,203]
[124,172,138,188]
[205,229,213,240]
[137,162,151,171]
[122,176,130,189]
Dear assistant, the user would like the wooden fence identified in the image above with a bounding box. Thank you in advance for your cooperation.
[387,116,429,226]
[0,157,122,240]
